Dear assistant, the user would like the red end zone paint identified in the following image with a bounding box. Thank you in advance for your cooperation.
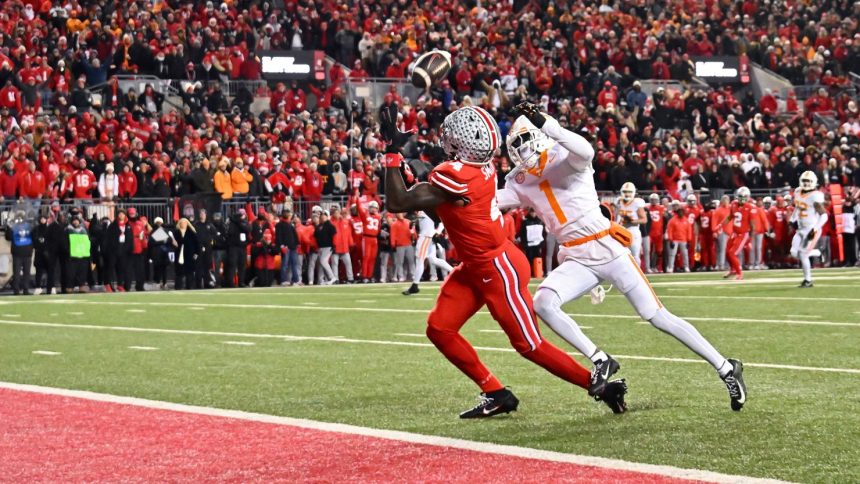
[0,388,699,483]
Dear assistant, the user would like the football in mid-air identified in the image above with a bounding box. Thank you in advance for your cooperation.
[410,50,452,89]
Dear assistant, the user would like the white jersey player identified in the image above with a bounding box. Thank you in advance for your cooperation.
[403,211,454,295]
[497,103,746,411]
[615,183,646,265]
[790,171,828,287]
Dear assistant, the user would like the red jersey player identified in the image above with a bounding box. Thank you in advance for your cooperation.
[646,193,665,272]
[379,104,621,417]
[724,187,756,280]
[351,191,382,282]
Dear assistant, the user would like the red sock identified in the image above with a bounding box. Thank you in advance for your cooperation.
[522,341,590,389]
[426,326,503,393]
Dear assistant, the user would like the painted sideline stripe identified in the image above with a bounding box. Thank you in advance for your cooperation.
[0,381,787,484]
[222,341,255,346]
[127,346,158,351]
[34,301,860,327]
[2,319,857,375]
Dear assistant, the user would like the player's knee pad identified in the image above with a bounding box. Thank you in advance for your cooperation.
[533,288,561,319]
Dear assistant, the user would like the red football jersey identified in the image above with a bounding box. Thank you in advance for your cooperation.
[699,209,711,233]
[684,205,701,236]
[428,160,507,264]
[768,206,788,239]
[648,204,665,237]
[355,202,381,237]
[730,201,755,234]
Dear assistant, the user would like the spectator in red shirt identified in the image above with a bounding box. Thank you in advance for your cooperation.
[0,80,22,115]
[118,163,138,199]
[17,161,46,201]
[389,213,413,282]
[759,89,778,116]
[597,81,618,108]
[303,162,324,205]
[70,159,97,199]
[330,208,355,283]
[0,161,18,199]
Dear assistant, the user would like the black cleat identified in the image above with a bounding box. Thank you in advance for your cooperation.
[588,356,621,397]
[459,388,519,419]
[594,379,627,414]
[721,359,747,411]
[799,280,813,288]
[402,283,420,296]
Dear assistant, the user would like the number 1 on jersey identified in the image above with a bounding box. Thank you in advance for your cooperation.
[539,180,568,224]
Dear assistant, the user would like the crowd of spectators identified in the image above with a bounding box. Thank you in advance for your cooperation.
[1,0,860,291]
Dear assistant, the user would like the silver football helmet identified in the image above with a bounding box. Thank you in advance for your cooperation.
[440,106,500,166]
[506,115,554,170]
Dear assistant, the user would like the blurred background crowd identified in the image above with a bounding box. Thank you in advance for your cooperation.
[0,0,858,293]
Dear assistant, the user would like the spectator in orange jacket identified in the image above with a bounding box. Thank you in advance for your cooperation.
[331,207,355,283]
[214,160,233,199]
[230,159,253,197]
[666,202,691,273]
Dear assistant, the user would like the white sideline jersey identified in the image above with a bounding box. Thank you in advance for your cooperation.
[790,188,825,233]
[497,118,627,266]
[616,198,646,231]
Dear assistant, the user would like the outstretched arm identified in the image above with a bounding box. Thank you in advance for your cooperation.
[542,117,595,171]
[384,156,452,212]
[496,187,523,210]
[379,101,456,213]
[515,102,594,171]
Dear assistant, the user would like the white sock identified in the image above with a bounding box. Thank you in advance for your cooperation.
[801,254,812,281]
[533,288,599,358]
[717,359,733,378]
[590,350,609,364]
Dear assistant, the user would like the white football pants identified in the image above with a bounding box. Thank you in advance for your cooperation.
[412,236,453,284]
[532,253,729,375]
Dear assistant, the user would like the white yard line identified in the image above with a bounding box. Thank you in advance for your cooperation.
[127,346,158,351]
[0,381,787,484]
[30,300,860,327]
[393,333,426,338]
[126,309,147,313]
[222,341,256,346]
[2,319,857,376]
[355,300,377,303]
[32,350,61,356]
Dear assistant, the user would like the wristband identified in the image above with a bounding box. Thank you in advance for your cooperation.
[384,153,403,168]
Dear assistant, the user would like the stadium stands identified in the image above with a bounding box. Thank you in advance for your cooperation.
[0,0,858,292]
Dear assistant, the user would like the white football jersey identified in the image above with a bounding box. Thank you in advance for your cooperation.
[415,211,436,238]
[497,118,627,265]
[616,198,646,230]
[791,188,825,232]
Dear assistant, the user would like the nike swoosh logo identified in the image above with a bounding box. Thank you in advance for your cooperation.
[482,405,500,415]
[483,278,492,283]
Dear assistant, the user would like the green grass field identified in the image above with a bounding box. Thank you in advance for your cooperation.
[1,268,859,482]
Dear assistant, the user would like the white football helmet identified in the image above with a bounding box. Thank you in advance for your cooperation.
[686,194,697,205]
[736,186,751,203]
[506,115,554,169]
[440,106,500,166]
[762,196,773,207]
[648,193,660,204]
[620,182,636,202]
[799,170,818,191]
